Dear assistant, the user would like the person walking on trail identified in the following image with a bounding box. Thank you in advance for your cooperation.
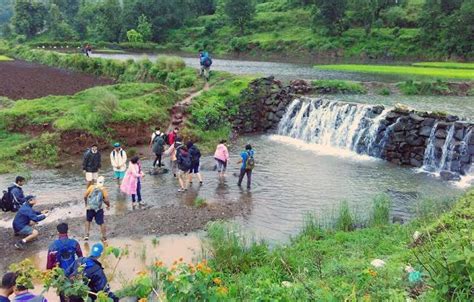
[84,44,92,57]
[167,127,179,146]
[46,223,83,302]
[237,144,255,189]
[66,243,119,302]
[187,141,203,185]
[13,197,49,250]
[199,50,213,81]
[176,139,191,192]
[110,143,127,184]
[0,272,17,302]
[214,140,229,178]
[120,156,145,208]
[3,176,34,212]
[151,131,165,168]
[83,144,101,188]
[84,176,110,242]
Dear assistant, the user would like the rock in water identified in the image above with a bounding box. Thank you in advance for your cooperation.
[149,167,169,175]
[440,170,461,181]
[370,259,386,268]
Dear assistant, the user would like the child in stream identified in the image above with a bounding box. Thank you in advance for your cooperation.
[120,156,145,208]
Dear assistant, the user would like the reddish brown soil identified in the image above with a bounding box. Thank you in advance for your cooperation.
[0,60,114,100]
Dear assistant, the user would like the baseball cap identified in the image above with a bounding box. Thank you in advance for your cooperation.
[113,142,120,148]
[90,243,104,257]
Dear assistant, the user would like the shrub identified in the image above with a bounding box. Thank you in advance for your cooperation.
[96,93,119,121]
[335,201,355,231]
[194,197,208,208]
[369,194,391,227]
[155,56,186,71]
[312,80,367,94]
[126,29,144,43]
[378,87,391,95]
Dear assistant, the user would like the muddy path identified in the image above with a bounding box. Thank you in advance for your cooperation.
[168,82,210,131]
[0,199,251,272]
[0,60,114,100]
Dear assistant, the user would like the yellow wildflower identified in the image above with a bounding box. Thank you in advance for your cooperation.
[217,286,228,295]
[167,275,175,282]
[213,277,222,285]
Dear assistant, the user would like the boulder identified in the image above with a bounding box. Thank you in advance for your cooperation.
[454,128,465,141]
[410,158,423,167]
[409,113,425,123]
[421,118,435,127]
[446,115,459,122]
[440,170,461,181]
[407,135,424,146]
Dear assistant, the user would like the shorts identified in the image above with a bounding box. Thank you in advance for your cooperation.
[215,159,227,172]
[86,209,104,225]
[189,162,200,174]
[85,172,98,182]
[113,171,125,179]
[17,225,33,236]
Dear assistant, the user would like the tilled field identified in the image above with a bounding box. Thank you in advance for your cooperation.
[0,60,114,100]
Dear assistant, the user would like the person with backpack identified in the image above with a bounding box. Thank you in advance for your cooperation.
[83,144,101,188]
[167,127,179,146]
[2,176,34,213]
[237,144,255,189]
[0,272,17,302]
[110,143,127,184]
[187,141,203,185]
[46,223,83,302]
[151,131,165,168]
[199,50,213,81]
[214,140,229,178]
[13,197,49,250]
[66,243,118,302]
[175,139,191,192]
[84,176,110,242]
[120,156,145,208]
[12,284,47,302]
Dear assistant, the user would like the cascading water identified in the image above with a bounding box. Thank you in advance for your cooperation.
[277,98,387,155]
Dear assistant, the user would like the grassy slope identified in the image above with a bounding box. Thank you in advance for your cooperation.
[204,192,473,301]
[315,64,474,80]
[0,83,180,172]
[167,0,423,60]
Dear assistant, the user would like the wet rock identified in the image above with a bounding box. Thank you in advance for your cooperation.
[446,115,459,122]
[409,113,424,123]
[419,126,433,137]
[407,135,424,146]
[454,128,465,141]
[440,170,461,181]
[410,158,423,167]
[392,216,404,224]
[421,118,435,127]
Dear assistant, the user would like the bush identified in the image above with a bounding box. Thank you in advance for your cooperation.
[312,80,367,94]
[369,194,391,227]
[335,201,355,231]
[397,80,452,96]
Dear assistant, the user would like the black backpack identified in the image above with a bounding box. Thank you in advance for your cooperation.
[1,189,15,212]
[177,146,192,171]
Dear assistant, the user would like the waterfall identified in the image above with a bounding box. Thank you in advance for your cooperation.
[421,122,438,171]
[277,98,386,155]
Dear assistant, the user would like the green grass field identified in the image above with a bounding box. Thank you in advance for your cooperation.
[315,64,474,80]
[412,62,474,70]
[0,55,13,61]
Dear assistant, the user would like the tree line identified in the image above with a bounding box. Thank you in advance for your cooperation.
[1,0,472,58]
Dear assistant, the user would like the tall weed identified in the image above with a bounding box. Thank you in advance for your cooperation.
[369,194,391,227]
[336,200,355,231]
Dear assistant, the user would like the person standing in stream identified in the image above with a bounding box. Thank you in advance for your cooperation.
[84,176,110,242]
[237,144,255,189]
[83,144,101,188]
[120,156,145,208]
[214,140,229,178]
[110,143,127,184]
[187,141,203,185]
[151,131,165,168]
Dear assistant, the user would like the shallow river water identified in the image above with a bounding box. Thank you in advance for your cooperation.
[0,135,465,242]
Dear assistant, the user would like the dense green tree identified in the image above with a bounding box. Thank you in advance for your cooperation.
[49,0,81,21]
[137,14,152,42]
[313,0,347,35]
[0,0,13,28]
[224,0,256,34]
[12,0,48,38]
[126,29,143,42]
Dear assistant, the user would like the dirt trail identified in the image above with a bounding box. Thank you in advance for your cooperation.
[168,82,210,131]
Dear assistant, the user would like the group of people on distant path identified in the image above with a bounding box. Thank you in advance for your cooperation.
[0,122,255,301]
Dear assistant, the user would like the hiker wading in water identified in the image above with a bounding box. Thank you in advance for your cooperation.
[84,176,110,242]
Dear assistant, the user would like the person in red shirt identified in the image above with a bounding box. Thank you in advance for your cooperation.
[167,127,179,146]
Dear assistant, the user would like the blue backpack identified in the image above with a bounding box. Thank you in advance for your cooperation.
[201,52,212,67]
[54,239,78,271]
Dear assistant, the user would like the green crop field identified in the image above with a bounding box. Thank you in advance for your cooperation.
[315,64,474,80]
[412,62,474,70]
[0,55,13,61]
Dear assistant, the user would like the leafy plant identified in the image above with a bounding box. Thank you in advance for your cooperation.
[335,200,355,231]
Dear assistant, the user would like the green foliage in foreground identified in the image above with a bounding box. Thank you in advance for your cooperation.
[0,54,12,60]
[315,64,474,80]
[312,79,367,94]
[413,62,474,70]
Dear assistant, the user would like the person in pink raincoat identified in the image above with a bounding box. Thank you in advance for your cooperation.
[120,156,145,208]
[214,140,229,178]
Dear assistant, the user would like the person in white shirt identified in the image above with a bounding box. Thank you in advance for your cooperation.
[110,142,127,184]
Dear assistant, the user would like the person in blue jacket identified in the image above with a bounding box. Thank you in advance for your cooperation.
[237,144,255,189]
[66,243,118,302]
[12,198,49,250]
[8,176,34,211]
